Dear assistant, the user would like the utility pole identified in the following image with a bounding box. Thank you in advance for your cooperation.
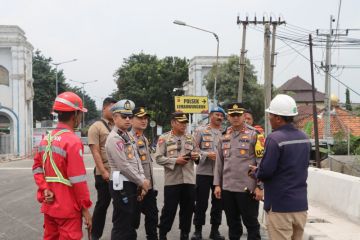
[236,16,285,136]
[309,34,321,168]
[237,17,248,102]
[264,24,272,136]
[270,23,277,93]
[317,15,348,168]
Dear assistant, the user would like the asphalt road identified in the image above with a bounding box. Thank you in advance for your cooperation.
[0,154,268,240]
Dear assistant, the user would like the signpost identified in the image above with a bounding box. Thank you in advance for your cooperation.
[149,120,156,143]
[174,96,208,114]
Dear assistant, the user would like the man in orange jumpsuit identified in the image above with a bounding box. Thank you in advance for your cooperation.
[33,91,92,240]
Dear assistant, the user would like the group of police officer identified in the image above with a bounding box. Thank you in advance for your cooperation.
[96,98,265,240]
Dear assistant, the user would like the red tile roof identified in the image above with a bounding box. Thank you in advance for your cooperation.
[295,107,360,137]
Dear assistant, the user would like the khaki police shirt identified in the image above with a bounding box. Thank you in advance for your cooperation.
[214,126,261,192]
[105,126,146,186]
[155,131,197,186]
[88,118,113,175]
[129,129,155,189]
[194,125,222,176]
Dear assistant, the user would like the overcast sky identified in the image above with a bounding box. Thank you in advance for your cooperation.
[2,0,360,108]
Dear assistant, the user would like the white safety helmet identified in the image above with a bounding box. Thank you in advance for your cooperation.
[265,94,298,116]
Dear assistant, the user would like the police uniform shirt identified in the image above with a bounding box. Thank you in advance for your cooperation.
[154,131,197,186]
[214,126,262,192]
[105,126,146,186]
[88,118,113,175]
[194,125,222,176]
[129,129,155,189]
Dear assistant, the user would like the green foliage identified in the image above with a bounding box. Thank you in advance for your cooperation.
[67,86,99,124]
[332,131,360,155]
[353,105,360,116]
[204,55,265,124]
[32,50,98,126]
[345,88,352,111]
[303,121,313,137]
[112,53,189,132]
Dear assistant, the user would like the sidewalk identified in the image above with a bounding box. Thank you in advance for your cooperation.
[304,201,360,240]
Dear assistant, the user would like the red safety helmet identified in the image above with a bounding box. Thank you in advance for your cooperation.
[52,92,88,112]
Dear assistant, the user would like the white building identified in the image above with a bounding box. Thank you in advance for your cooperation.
[0,26,34,156]
[183,56,229,129]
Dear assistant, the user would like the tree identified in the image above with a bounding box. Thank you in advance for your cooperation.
[67,86,98,124]
[33,50,67,122]
[345,88,352,111]
[205,55,265,124]
[113,53,189,132]
[33,50,98,126]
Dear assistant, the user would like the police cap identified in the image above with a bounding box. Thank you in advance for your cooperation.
[227,102,246,115]
[111,99,135,115]
[133,106,150,118]
[171,112,189,123]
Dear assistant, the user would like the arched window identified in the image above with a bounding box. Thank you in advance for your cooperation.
[0,65,9,86]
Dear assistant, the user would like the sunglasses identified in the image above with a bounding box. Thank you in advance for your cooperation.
[229,113,243,117]
[120,114,134,119]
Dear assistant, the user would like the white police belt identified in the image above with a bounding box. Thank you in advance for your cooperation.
[112,171,129,190]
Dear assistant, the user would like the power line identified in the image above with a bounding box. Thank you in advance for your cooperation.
[279,37,360,97]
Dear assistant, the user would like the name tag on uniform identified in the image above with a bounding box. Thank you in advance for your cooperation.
[113,171,129,190]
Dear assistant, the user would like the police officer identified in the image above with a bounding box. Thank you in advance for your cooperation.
[214,103,264,240]
[244,109,264,134]
[155,112,199,240]
[130,107,159,240]
[191,107,226,240]
[105,100,151,240]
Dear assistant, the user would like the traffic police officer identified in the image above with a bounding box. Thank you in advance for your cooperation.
[105,99,151,240]
[191,107,226,240]
[155,112,199,240]
[130,107,159,240]
[214,103,264,240]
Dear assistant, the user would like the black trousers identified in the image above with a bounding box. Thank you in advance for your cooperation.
[134,189,159,240]
[109,181,140,240]
[193,175,222,226]
[222,190,260,240]
[159,184,195,235]
[91,174,112,239]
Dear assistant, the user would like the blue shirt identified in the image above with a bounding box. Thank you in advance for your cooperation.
[256,123,310,212]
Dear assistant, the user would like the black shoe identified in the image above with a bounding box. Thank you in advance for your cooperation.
[159,230,167,240]
[159,234,167,240]
[180,231,190,240]
[191,229,202,240]
[209,230,225,240]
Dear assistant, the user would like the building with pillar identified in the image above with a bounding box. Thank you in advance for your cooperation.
[0,25,34,156]
[183,56,229,130]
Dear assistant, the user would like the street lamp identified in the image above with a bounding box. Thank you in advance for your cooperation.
[173,20,220,106]
[69,79,98,127]
[52,59,77,97]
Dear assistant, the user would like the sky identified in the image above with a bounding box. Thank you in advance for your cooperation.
[2,0,360,108]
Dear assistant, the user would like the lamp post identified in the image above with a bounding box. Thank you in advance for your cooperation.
[52,59,77,97]
[69,79,98,127]
[173,20,220,106]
